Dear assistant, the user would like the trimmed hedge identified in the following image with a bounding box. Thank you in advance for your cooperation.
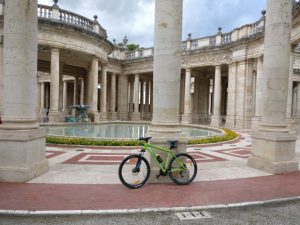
[46,136,143,147]
[188,129,238,145]
[46,129,238,146]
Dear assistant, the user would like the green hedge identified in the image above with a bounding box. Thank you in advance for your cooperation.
[187,129,238,145]
[46,136,143,147]
[46,129,238,146]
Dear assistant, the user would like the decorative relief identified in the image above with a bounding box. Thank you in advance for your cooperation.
[182,53,232,66]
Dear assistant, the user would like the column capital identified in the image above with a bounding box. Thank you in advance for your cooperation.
[51,48,59,54]
[185,68,192,73]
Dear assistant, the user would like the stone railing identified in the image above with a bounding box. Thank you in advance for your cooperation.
[125,47,154,59]
[123,14,266,60]
[37,4,107,38]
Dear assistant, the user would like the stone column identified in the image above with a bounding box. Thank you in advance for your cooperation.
[198,78,209,122]
[129,80,134,113]
[80,78,84,105]
[208,84,212,115]
[296,83,300,119]
[117,74,129,120]
[110,73,117,120]
[235,61,247,128]
[252,56,264,129]
[72,78,78,116]
[248,0,298,174]
[0,39,3,117]
[58,63,64,111]
[211,65,222,127]
[145,81,150,109]
[182,68,192,124]
[286,51,294,122]
[48,48,63,122]
[150,81,153,113]
[100,65,107,120]
[40,82,45,113]
[88,57,99,121]
[147,0,187,183]
[140,81,144,119]
[62,80,68,112]
[294,83,300,134]
[0,0,48,182]
[225,63,237,128]
[132,74,141,120]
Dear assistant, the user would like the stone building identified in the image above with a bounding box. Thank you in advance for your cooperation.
[1,1,300,131]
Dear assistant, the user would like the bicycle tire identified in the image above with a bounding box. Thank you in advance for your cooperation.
[168,153,197,185]
[118,154,150,189]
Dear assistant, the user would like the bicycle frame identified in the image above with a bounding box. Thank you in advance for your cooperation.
[141,142,184,174]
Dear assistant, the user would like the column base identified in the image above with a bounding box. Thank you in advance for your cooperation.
[210,115,220,127]
[248,127,298,174]
[118,112,128,121]
[235,115,245,129]
[48,111,65,123]
[131,112,141,121]
[244,116,253,129]
[99,112,108,121]
[251,116,262,130]
[92,112,100,123]
[147,123,188,184]
[181,113,191,124]
[110,112,118,121]
[225,115,235,128]
[143,113,152,121]
[0,128,49,182]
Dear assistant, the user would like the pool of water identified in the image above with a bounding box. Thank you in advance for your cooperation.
[46,124,222,139]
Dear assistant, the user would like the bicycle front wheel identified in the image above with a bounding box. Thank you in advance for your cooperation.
[118,154,150,189]
[168,153,197,185]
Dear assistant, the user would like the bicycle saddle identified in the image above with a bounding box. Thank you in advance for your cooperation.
[167,140,178,149]
[138,137,152,143]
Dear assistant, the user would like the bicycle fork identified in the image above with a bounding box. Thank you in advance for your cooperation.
[133,152,144,173]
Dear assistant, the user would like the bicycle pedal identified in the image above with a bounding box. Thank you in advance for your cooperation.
[156,174,161,179]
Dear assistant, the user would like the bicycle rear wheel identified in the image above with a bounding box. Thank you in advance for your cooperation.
[168,153,197,185]
[118,154,150,189]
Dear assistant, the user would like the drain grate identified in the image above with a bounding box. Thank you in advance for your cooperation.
[75,149,85,152]
[175,211,212,221]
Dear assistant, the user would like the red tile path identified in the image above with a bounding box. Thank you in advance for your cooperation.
[1,172,300,211]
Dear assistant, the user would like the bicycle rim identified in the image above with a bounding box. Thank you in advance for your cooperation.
[169,153,197,185]
[118,155,150,189]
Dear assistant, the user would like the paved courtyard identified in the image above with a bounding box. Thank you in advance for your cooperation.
[30,131,279,185]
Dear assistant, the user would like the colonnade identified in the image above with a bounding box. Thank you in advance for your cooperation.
[37,50,154,122]
[37,52,299,129]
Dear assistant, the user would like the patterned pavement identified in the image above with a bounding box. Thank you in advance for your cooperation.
[27,130,279,184]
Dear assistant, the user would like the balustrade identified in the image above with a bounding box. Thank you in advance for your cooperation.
[38,5,52,19]
[37,4,107,38]
[222,33,231,44]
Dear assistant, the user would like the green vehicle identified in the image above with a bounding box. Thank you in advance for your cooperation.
[118,137,197,189]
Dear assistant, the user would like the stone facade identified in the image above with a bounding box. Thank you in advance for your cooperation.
[0,1,300,129]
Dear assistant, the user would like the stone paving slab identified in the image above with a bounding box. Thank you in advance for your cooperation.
[1,172,300,211]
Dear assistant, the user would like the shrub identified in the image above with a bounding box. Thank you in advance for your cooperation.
[188,128,238,145]
[46,136,143,147]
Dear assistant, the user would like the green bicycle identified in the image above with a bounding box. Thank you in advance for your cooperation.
[118,137,197,189]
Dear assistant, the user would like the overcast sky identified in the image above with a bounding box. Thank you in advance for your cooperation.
[38,0,267,48]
